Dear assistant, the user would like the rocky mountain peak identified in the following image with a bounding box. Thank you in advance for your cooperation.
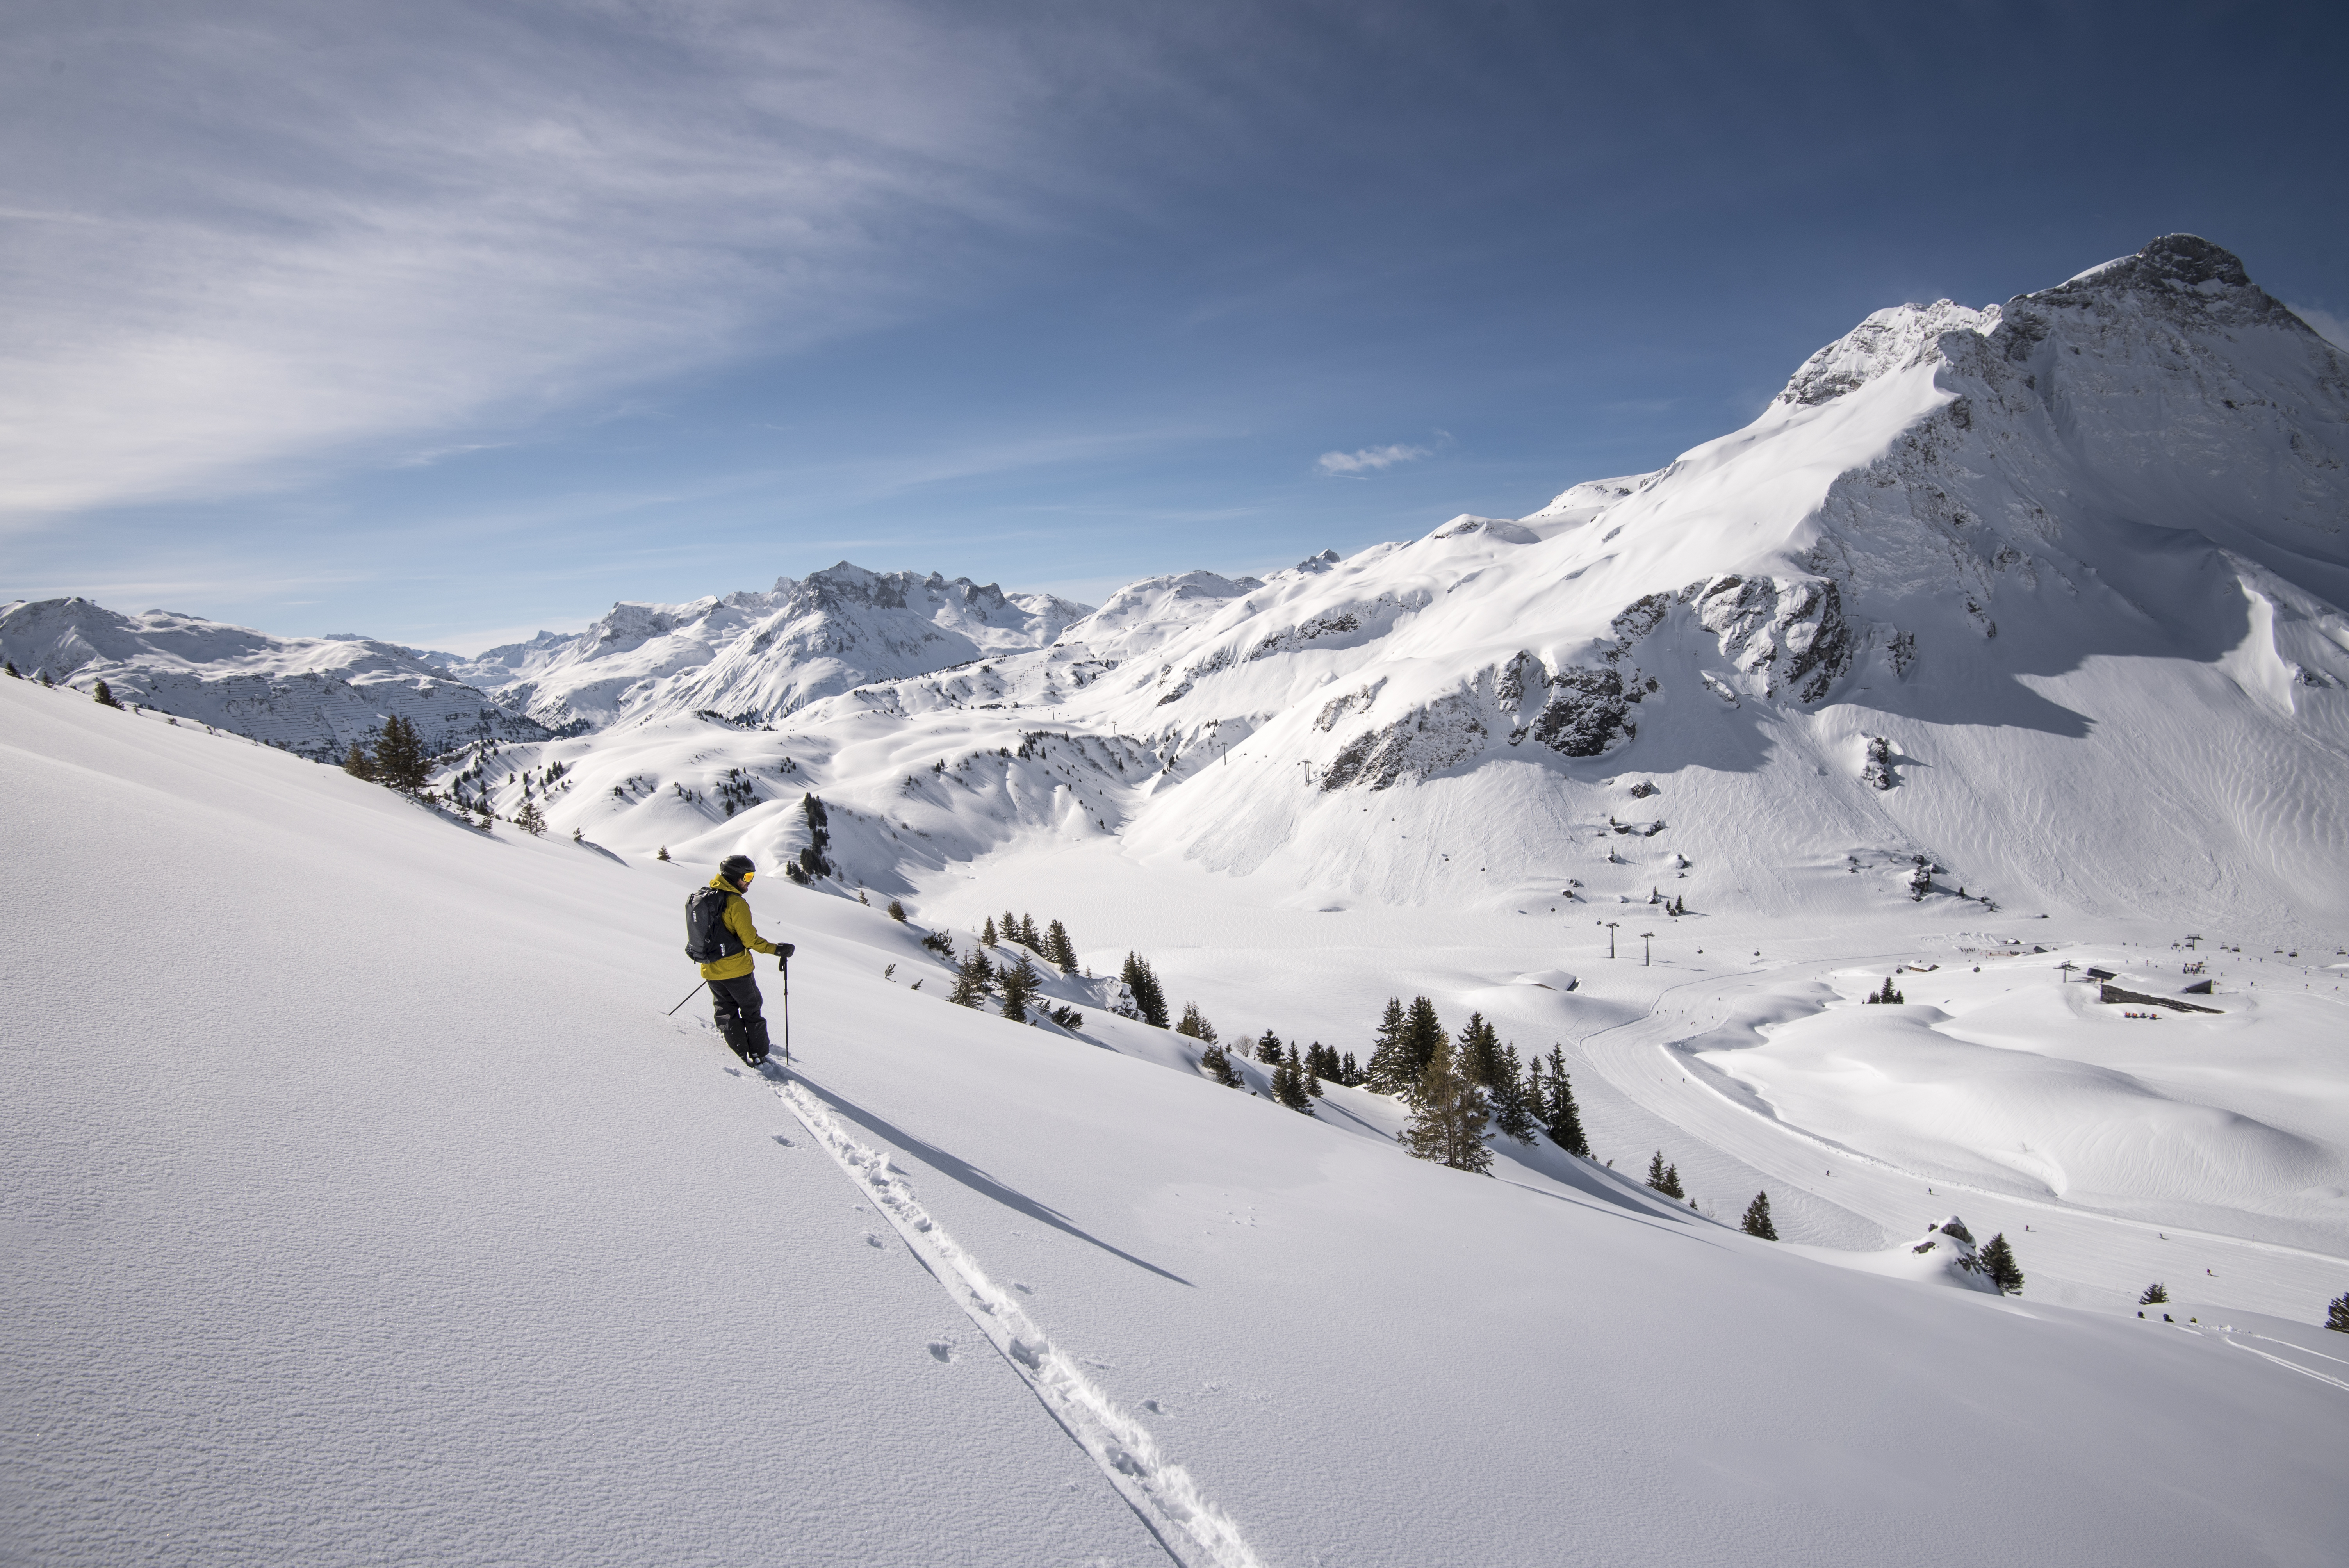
[1775,298,1996,408]
[2016,233,2300,335]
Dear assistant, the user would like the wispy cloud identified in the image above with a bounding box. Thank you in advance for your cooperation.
[0,1,1069,524]
[1316,442,1432,476]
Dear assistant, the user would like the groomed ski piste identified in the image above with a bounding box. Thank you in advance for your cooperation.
[7,651,2348,1567]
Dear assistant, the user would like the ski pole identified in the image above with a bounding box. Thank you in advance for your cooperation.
[780,955,792,1063]
[666,979,708,1017]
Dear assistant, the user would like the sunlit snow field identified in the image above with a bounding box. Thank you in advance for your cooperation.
[6,679,2346,1568]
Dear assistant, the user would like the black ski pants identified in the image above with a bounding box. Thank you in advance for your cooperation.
[709,973,772,1058]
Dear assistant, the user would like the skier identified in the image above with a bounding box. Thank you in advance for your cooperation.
[685,854,793,1066]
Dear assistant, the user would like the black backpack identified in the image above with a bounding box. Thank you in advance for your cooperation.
[684,886,745,964]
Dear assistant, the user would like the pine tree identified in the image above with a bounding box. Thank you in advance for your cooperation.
[982,916,998,946]
[2,658,17,678]
[1120,953,1169,1027]
[1865,976,1906,1005]
[1271,1054,1315,1114]
[1403,996,1446,1087]
[1540,1048,1591,1157]
[1401,1038,1492,1173]
[2328,1292,2349,1334]
[1978,1233,2025,1294]
[999,952,1042,1023]
[887,899,908,921]
[1457,1012,1504,1087]
[1002,911,1020,947]
[1488,1043,1537,1143]
[514,798,548,837]
[1741,1192,1779,1240]
[1304,1056,1324,1098]
[1198,1039,1244,1087]
[371,715,430,793]
[91,678,123,709]
[657,846,670,861]
[949,949,995,1008]
[1175,1002,1218,1043]
[1044,918,1076,970]
[342,740,377,781]
[2139,1282,2169,1306]
[1363,998,1413,1093]
[38,670,52,686]
[1339,1050,1360,1086]
[1254,1029,1283,1066]
[1018,913,1041,950]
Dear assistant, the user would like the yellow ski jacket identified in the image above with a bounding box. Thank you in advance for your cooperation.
[698,875,784,981]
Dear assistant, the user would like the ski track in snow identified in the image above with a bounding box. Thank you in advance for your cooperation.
[2224,1335,2349,1394]
[769,1071,1265,1568]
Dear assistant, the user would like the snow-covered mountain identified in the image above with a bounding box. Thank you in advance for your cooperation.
[494,234,2346,939]
[444,562,1091,732]
[0,597,550,758]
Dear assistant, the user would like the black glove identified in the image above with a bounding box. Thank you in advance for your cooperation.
[776,943,795,962]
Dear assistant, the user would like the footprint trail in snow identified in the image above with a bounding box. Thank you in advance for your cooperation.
[771,1074,1264,1568]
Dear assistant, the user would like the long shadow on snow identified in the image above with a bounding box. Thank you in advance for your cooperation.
[789,1074,1196,1288]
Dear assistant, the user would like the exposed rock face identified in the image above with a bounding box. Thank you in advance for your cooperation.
[1861,736,1899,791]
[1692,575,1854,703]
[1314,571,1861,791]
[1777,298,1998,407]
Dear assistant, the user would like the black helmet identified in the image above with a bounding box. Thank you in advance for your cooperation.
[719,854,756,886]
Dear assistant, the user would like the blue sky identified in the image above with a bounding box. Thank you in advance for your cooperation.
[5,0,2344,652]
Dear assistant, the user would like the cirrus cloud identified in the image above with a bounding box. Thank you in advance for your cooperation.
[0,0,1091,525]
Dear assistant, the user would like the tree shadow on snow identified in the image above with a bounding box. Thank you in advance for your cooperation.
[790,1075,1196,1288]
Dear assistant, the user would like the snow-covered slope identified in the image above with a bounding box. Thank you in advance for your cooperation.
[8,672,2347,1568]
[0,596,549,758]
[448,562,1091,733]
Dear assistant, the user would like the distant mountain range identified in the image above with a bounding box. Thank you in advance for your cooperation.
[1,564,1091,759]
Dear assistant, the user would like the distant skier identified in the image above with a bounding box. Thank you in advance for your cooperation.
[685,854,793,1066]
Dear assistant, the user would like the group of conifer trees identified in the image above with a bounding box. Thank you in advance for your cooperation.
[1645,1151,1686,1199]
[1119,952,1170,1027]
[341,716,431,794]
[786,795,833,882]
[944,910,1083,1028]
[984,911,1079,971]
[1182,1018,1339,1116]
[1340,996,1593,1173]
[1863,976,1906,1004]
